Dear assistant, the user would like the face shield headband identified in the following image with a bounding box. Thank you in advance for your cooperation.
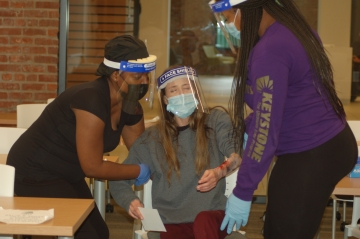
[157,66,209,118]
[103,55,157,115]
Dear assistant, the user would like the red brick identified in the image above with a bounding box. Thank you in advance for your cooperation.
[9,55,32,63]
[0,37,8,44]
[48,46,58,54]
[35,92,57,100]
[22,83,46,91]
[34,55,57,64]
[0,9,19,17]
[0,92,8,99]
[1,73,12,81]
[9,92,33,100]
[49,10,59,18]
[35,38,58,46]
[22,65,46,73]
[0,83,20,90]
[23,28,46,36]
[47,29,58,37]
[47,65,57,73]
[0,55,8,62]
[36,2,59,9]
[0,64,22,72]
[3,18,14,26]
[39,19,59,27]
[0,1,10,8]
[14,74,25,81]
[27,19,39,27]
[0,46,21,53]
[39,74,57,82]
[47,83,58,91]
[0,28,22,35]
[24,10,48,18]
[14,19,27,26]
[22,46,46,54]
[26,74,37,81]
[10,37,33,44]
[0,101,18,109]
[11,1,34,8]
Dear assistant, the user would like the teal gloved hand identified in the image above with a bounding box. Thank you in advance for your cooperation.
[220,193,252,234]
[243,133,248,149]
[135,164,151,186]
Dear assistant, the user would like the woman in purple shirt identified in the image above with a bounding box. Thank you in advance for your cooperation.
[209,0,358,238]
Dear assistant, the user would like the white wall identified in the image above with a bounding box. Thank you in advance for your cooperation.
[139,0,170,77]
[318,0,351,47]
[318,0,352,103]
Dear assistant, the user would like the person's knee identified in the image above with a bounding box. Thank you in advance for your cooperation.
[194,210,223,228]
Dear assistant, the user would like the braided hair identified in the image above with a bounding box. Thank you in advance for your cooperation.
[229,0,345,154]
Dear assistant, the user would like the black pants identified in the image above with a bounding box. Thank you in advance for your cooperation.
[264,123,358,239]
[15,177,109,239]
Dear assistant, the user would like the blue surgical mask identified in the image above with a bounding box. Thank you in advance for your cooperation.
[225,9,241,40]
[226,22,241,39]
[166,93,198,119]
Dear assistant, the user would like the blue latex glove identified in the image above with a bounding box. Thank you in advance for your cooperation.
[243,133,248,149]
[135,164,151,186]
[220,193,251,234]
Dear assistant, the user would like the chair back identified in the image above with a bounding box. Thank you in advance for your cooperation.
[224,169,238,197]
[0,164,15,197]
[17,103,47,128]
[202,45,218,58]
[0,127,27,154]
[47,98,55,104]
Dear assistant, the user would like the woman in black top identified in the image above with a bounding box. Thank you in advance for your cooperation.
[6,35,156,239]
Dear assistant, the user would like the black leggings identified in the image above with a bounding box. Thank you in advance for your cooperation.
[14,177,109,239]
[263,123,358,239]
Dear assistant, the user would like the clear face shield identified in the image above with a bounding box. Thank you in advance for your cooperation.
[157,66,209,119]
[209,0,242,54]
[104,55,157,115]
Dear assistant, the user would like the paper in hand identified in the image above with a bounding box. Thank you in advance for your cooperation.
[138,207,166,232]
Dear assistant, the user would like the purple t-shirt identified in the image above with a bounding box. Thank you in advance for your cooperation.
[234,21,345,201]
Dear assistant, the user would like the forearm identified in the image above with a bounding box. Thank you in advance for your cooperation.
[84,161,140,180]
[215,153,241,178]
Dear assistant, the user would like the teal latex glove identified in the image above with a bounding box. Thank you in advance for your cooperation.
[220,193,251,234]
[135,164,151,186]
[243,133,248,149]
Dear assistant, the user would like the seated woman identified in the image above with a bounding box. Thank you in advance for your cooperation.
[109,66,246,239]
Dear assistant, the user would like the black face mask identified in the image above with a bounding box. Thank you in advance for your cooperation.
[122,84,149,101]
[121,84,149,115]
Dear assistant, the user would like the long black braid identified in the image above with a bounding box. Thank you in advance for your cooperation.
[229,0,345,154]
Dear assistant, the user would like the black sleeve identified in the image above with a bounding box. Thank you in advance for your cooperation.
[70,88,108,123]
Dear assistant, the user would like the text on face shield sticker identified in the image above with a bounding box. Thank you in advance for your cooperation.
[247,76,273,162]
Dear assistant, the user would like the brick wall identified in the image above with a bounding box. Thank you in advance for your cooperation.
[0,0,59,112]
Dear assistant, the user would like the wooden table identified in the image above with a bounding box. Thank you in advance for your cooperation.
[333,176,360,239]
[0,197,94,239]
[0,155,6,165]
[0,154,119,221]
[0,113,16,127]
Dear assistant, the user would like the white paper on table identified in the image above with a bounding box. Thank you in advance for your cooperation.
[138,207,166,232]
[0,207,54,224]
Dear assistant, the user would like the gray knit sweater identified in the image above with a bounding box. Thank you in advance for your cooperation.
[109,109,236,224]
